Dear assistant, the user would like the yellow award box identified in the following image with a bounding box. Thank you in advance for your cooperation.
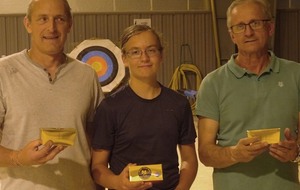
[129,164,163,182]
[247,128,280,144]
[40,128,77,146]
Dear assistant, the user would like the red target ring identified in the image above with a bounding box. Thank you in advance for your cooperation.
[77,46,118,86]
[69,39,125,93]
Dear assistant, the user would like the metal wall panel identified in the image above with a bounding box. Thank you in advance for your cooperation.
[0,17,7,57]
[274,10,300,62]
[1,10,300,87]
[17,17,30,51]
[0,12,216,87]
[5,17,18,54]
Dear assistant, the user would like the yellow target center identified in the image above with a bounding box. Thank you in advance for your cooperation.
[92,61,102,72]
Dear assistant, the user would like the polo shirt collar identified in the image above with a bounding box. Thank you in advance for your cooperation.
[228,51,279,78]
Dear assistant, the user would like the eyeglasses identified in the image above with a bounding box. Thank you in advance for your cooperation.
[230,19,270,34]
[125,47,161,59]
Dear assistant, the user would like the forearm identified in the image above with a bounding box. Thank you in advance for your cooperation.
[176,159,198,190]
[92,164,120,189]
[0,146,19,167]
[199,144,238,169]
[197,118,238,168]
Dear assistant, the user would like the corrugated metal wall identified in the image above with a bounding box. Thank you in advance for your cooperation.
[0,12,215,87]
[274,9,300,62]
[0,16,30,56]
[0,10,299,87]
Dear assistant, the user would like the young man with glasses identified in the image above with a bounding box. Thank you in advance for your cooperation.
[91,24,198,190]
[195,0,300,189]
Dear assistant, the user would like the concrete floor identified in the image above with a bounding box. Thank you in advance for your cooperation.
[190,162,213,190]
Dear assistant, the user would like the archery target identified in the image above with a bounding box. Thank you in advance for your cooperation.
[69,39,125,93]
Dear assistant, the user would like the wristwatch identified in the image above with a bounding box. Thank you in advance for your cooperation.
[291,143,300,163]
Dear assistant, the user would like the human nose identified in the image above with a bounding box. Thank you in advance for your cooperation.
[140,50,150,59]
[244,24,254,35]
[47,18,57,31]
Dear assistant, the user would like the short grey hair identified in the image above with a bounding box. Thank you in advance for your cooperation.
[226,0,272,28]
[26,0,72,21]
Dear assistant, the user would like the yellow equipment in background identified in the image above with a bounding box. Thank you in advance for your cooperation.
[168,44,202,115]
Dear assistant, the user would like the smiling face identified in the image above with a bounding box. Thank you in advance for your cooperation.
[122,30,163,82]
[24,0,72,56]
[228,2,274,55]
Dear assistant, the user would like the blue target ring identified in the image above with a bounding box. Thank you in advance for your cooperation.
[76,46,119,86]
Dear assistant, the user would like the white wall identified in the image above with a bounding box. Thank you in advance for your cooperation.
[0,0,112,14]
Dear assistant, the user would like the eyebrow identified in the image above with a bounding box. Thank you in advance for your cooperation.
[233,19,265,25]
[127,45,159,50]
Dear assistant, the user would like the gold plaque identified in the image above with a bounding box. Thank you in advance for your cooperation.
[129,164,163,182]
[40,128,77,146]
[247,128,280,144]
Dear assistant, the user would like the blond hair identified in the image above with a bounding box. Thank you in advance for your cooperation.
[120,25,163,53]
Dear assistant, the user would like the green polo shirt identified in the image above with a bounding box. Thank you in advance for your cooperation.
[195,51,300,190]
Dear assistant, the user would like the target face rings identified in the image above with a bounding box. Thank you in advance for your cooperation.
[77,46,118,86]
[69,39,125,93]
